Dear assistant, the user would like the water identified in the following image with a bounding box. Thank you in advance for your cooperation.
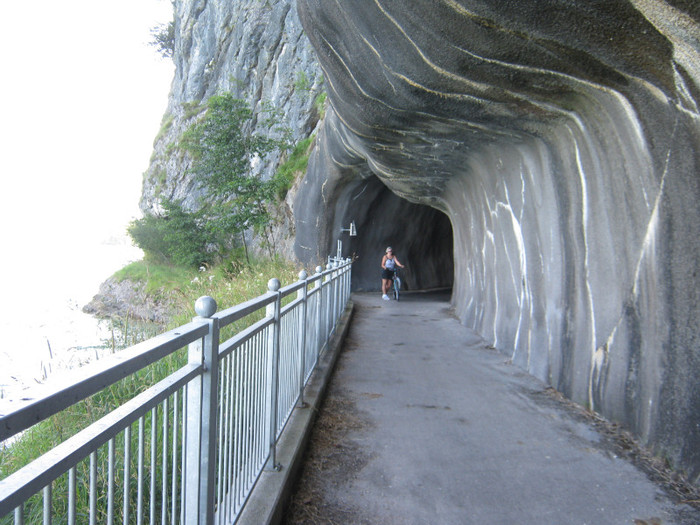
[0,237,143,412]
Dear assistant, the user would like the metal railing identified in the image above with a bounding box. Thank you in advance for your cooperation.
[0,259,352,524]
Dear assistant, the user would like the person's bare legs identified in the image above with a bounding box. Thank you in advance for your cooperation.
[382,279,390,295]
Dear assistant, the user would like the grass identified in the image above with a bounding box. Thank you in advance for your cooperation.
[114,259,197,296]
[181,100,203,120]
[0,256,301,521]
[0,349,185,523]
[314,91,327,119]
[295,71,311,92]
[153,113,174,146]
[274,136,314,199]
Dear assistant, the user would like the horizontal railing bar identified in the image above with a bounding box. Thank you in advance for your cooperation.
[305,274,321,285]
[218,316,273,360]
[280,297,304,317]
[295,263,349,288]
[278,281,305,297]
[215,293,276,329]
[0,321,209,442]
[274,262,351,302]
[0,363,201,517]
[306,282,323,297]
[1,258,354,523]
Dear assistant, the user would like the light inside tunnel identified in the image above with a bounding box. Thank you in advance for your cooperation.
[332,176,454,292]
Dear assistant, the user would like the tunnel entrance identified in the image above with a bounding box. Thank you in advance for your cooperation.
[333,176,454,292]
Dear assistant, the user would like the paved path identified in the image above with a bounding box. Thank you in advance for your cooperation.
[287,292,699,525]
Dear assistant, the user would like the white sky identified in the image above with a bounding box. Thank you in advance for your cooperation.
[0,0,174,276]
[0,1,176,399]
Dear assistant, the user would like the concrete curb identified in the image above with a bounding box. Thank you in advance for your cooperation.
[237,300,355,525]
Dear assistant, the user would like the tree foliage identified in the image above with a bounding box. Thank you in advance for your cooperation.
[149,21,175,59]
[182,93,286,254]
[128,200,215,268]
[129,94,290,268]
[181,94,285,241]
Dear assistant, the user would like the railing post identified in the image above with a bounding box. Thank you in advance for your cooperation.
[266,278,282,471]
[325,264,332,348]
[315,266,323,362]
[332,261,339,329]
[185,296,219,525]
[297,270,308,407]
[345,259,351,301]
[341,260,347,303]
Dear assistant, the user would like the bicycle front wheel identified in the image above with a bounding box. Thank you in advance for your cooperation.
[393,277,400,301]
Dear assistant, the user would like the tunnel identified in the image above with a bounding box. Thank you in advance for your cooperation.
[330,175,454,292]
[293,1,700,484]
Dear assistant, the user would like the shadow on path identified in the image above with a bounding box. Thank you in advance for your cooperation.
[285,292,700,525]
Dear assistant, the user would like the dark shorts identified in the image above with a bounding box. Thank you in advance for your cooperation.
[382,269,395,279]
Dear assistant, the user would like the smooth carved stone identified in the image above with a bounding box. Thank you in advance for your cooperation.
[294,0,700,485]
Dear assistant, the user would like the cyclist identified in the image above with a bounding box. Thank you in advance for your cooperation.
[381,246,405,300]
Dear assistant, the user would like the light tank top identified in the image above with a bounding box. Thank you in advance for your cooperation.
[385,257,396,270]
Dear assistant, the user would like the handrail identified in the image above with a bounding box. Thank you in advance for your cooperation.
[219,314,274,359]
[0,321,209,443]
[215,292,277,328]
[0,259,353,524]
[0,364,201,515]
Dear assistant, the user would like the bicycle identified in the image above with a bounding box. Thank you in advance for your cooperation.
[391,268,401,301]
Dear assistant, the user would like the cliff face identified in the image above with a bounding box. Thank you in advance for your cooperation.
[142,0,700,484]
[141,0,323,257]
[294,0,700,482]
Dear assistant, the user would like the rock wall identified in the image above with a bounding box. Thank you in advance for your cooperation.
[294,0,700,483]
[84,278,172,325]
[141,0,324,258]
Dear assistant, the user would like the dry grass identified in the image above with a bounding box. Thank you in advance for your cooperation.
[283,386,373,525]
[540,387,700,510]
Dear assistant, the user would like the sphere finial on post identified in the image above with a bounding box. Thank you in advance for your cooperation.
[299,270,308,280]
[268,278,281,292]
[195,296,217,318]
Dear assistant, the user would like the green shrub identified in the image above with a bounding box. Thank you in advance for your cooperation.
[138,94,293,268]
[149,21,175,59]
[314,91,327,118]
[295,71,311,92]
[273,136,313,199]
[154,113,174,145]
[127,200,217,268]
[181,100,203,120]
[180,93,289,259]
